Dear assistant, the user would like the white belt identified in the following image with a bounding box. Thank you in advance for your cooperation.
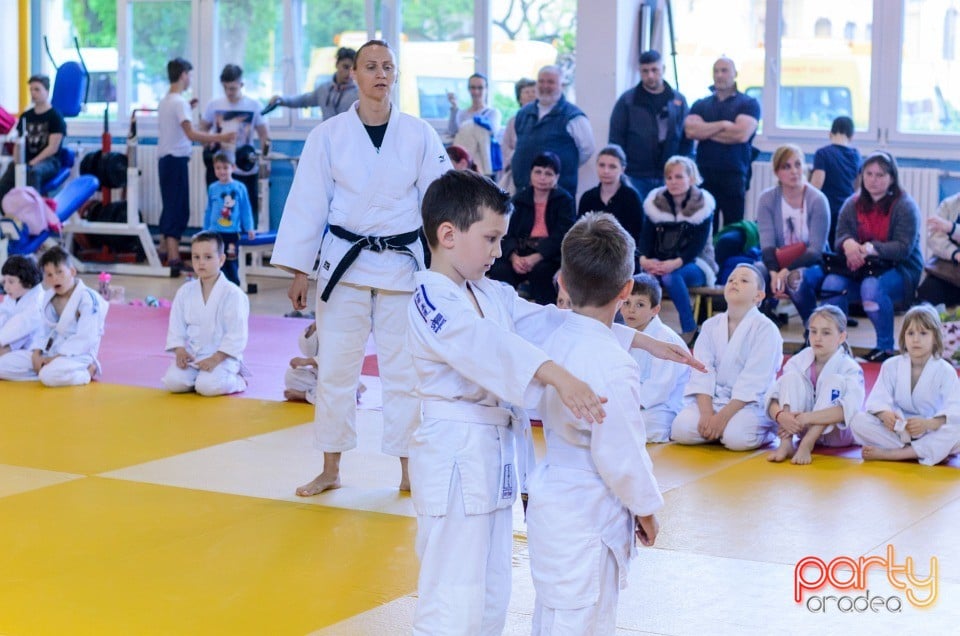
[421,400,513,427]
[544,444,597,473]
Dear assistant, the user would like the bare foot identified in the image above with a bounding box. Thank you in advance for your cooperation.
[862,445,918,462]
[768,439,795,462]
[284,388,308,402]
[399,457,410,492]
[791,446,813,465]
[295,472,341,496]
[88,363,98,380]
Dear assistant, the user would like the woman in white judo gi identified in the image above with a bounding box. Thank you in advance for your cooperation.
[0,256,45,379]
[766,305,865,464]
[851,304,960,465]
[272,40,450,495]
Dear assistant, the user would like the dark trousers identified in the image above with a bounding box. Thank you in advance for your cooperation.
[158,155,191,240]
[220,232,241,286]
[701,169,747,233]
[488,254,560,305]
[918,274,960,307]
[0,156,62,199]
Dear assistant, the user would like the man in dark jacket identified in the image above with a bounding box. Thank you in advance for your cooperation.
[609,50,691,201]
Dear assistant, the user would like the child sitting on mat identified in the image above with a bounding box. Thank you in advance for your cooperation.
[162,231,250,396]
[0,255,45,379]
[766,305,864,464]
[850,304,960,465]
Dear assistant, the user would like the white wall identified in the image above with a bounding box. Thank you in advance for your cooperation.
[1,0,21,111]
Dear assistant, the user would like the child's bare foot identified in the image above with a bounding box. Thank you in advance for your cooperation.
[399,457,410,492]
[284,388,308,402]
[88,363,98,379]
[862,445,917,462]
[791,446,813,465]
[295,472,341,496]
[768,439,795,462]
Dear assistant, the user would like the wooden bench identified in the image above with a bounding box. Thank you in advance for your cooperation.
[688,286,725,322]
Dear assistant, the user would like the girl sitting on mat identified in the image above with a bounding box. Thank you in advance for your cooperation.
[765,305,865,464]
[850,304,960,465]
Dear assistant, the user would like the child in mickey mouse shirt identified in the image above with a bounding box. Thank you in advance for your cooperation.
[204,152,255,286]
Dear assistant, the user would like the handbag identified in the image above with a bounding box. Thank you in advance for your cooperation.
[823,252,897,280]
[924,257,960,288]
[775,242,807,269]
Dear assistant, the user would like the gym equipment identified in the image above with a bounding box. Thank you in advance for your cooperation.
[0,174,100,263]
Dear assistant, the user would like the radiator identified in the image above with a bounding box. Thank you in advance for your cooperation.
[747,162,941,258]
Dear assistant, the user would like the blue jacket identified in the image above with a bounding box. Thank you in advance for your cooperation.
[512,96,585,196]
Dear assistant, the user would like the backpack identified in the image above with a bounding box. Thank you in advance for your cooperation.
[1,186,62,236]
[0,106,15,135]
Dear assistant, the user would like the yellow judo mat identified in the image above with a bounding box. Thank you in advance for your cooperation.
[1,381,958,635]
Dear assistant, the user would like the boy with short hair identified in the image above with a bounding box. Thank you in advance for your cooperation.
[0,74,66,200]
[408,172,697,635]
[203,152,255,287]
[158,57,235,277]
[620,273,690,442]
[162,231,249,396]
[528,213,663,634]
[24,247,109,386]
[671,263,784,450]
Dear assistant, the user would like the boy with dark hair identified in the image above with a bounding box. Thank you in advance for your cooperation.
[671,263,784,450]
[408,171,696,635]
[203,152,255,286]
[0,74,66,200]
[14,247,108,386]
[158,57,235,277]
[162,230,249,396]
[810,115,861,247]
[527,212,664,633]
[619,273,690,442]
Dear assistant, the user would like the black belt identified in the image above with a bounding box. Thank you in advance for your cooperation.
[320,224,422,302]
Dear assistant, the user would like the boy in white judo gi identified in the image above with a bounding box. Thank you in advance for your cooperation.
[162,231,250,396]
[528,213,664,635]
[619,273,690,443]
[852,304,960,465]
[671,264,784,450]
[408,171,699,635]
[272,40,449,496]
[766,305,864,464]
[10,247,109,386]
[283,321,318,403]
[0,255,45,380]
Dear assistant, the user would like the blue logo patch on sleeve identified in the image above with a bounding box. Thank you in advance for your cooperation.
[831,388,841,403]
[414,285,447,333]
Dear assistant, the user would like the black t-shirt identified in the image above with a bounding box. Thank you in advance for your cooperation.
[17,107,66,162]
[364,122,388,151]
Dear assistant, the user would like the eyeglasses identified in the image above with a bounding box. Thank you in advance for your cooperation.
[468,85,484,90]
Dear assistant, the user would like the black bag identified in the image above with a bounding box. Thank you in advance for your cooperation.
[823,252,896,280]
[924,257,960,288]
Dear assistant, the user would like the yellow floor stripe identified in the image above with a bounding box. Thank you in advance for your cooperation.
[0,382,312,474]
[0,478,417,635]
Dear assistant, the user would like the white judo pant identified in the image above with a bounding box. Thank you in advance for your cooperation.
[850,413,960,466]
[641,407,678,443]
[413,469,513,636]
[0,350,94,386]
[312,281,416,456]
[162,359,246,396]
[671,399,775,450]
[774,372,854,446]
[284,366,317,404]
[531,546,620,636]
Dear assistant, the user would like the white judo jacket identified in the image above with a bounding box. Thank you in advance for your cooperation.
[767,347,865,427]
[0,284,44,351]
[866,354,960,427]
[31,279,108,362]
[165,273,250,361]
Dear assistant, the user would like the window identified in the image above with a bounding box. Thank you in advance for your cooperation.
[130,1,192,111]
[773,0,872,131]
[898,0,960,134]
[488,0,576,124]
[289,0,366,123]
[663,0,765,109]
[214,0,284,105]
[44,0,120,121]
[397,0,475,123]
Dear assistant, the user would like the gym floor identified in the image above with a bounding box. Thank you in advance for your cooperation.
[0,271,954,635]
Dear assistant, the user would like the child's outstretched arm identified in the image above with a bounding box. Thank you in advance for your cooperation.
[631,331,706,373]
[534,360,607,424]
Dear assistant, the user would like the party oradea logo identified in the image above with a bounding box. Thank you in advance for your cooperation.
[794,545,938,613]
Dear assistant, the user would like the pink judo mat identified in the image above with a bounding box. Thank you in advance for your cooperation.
[97,303,379,401]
